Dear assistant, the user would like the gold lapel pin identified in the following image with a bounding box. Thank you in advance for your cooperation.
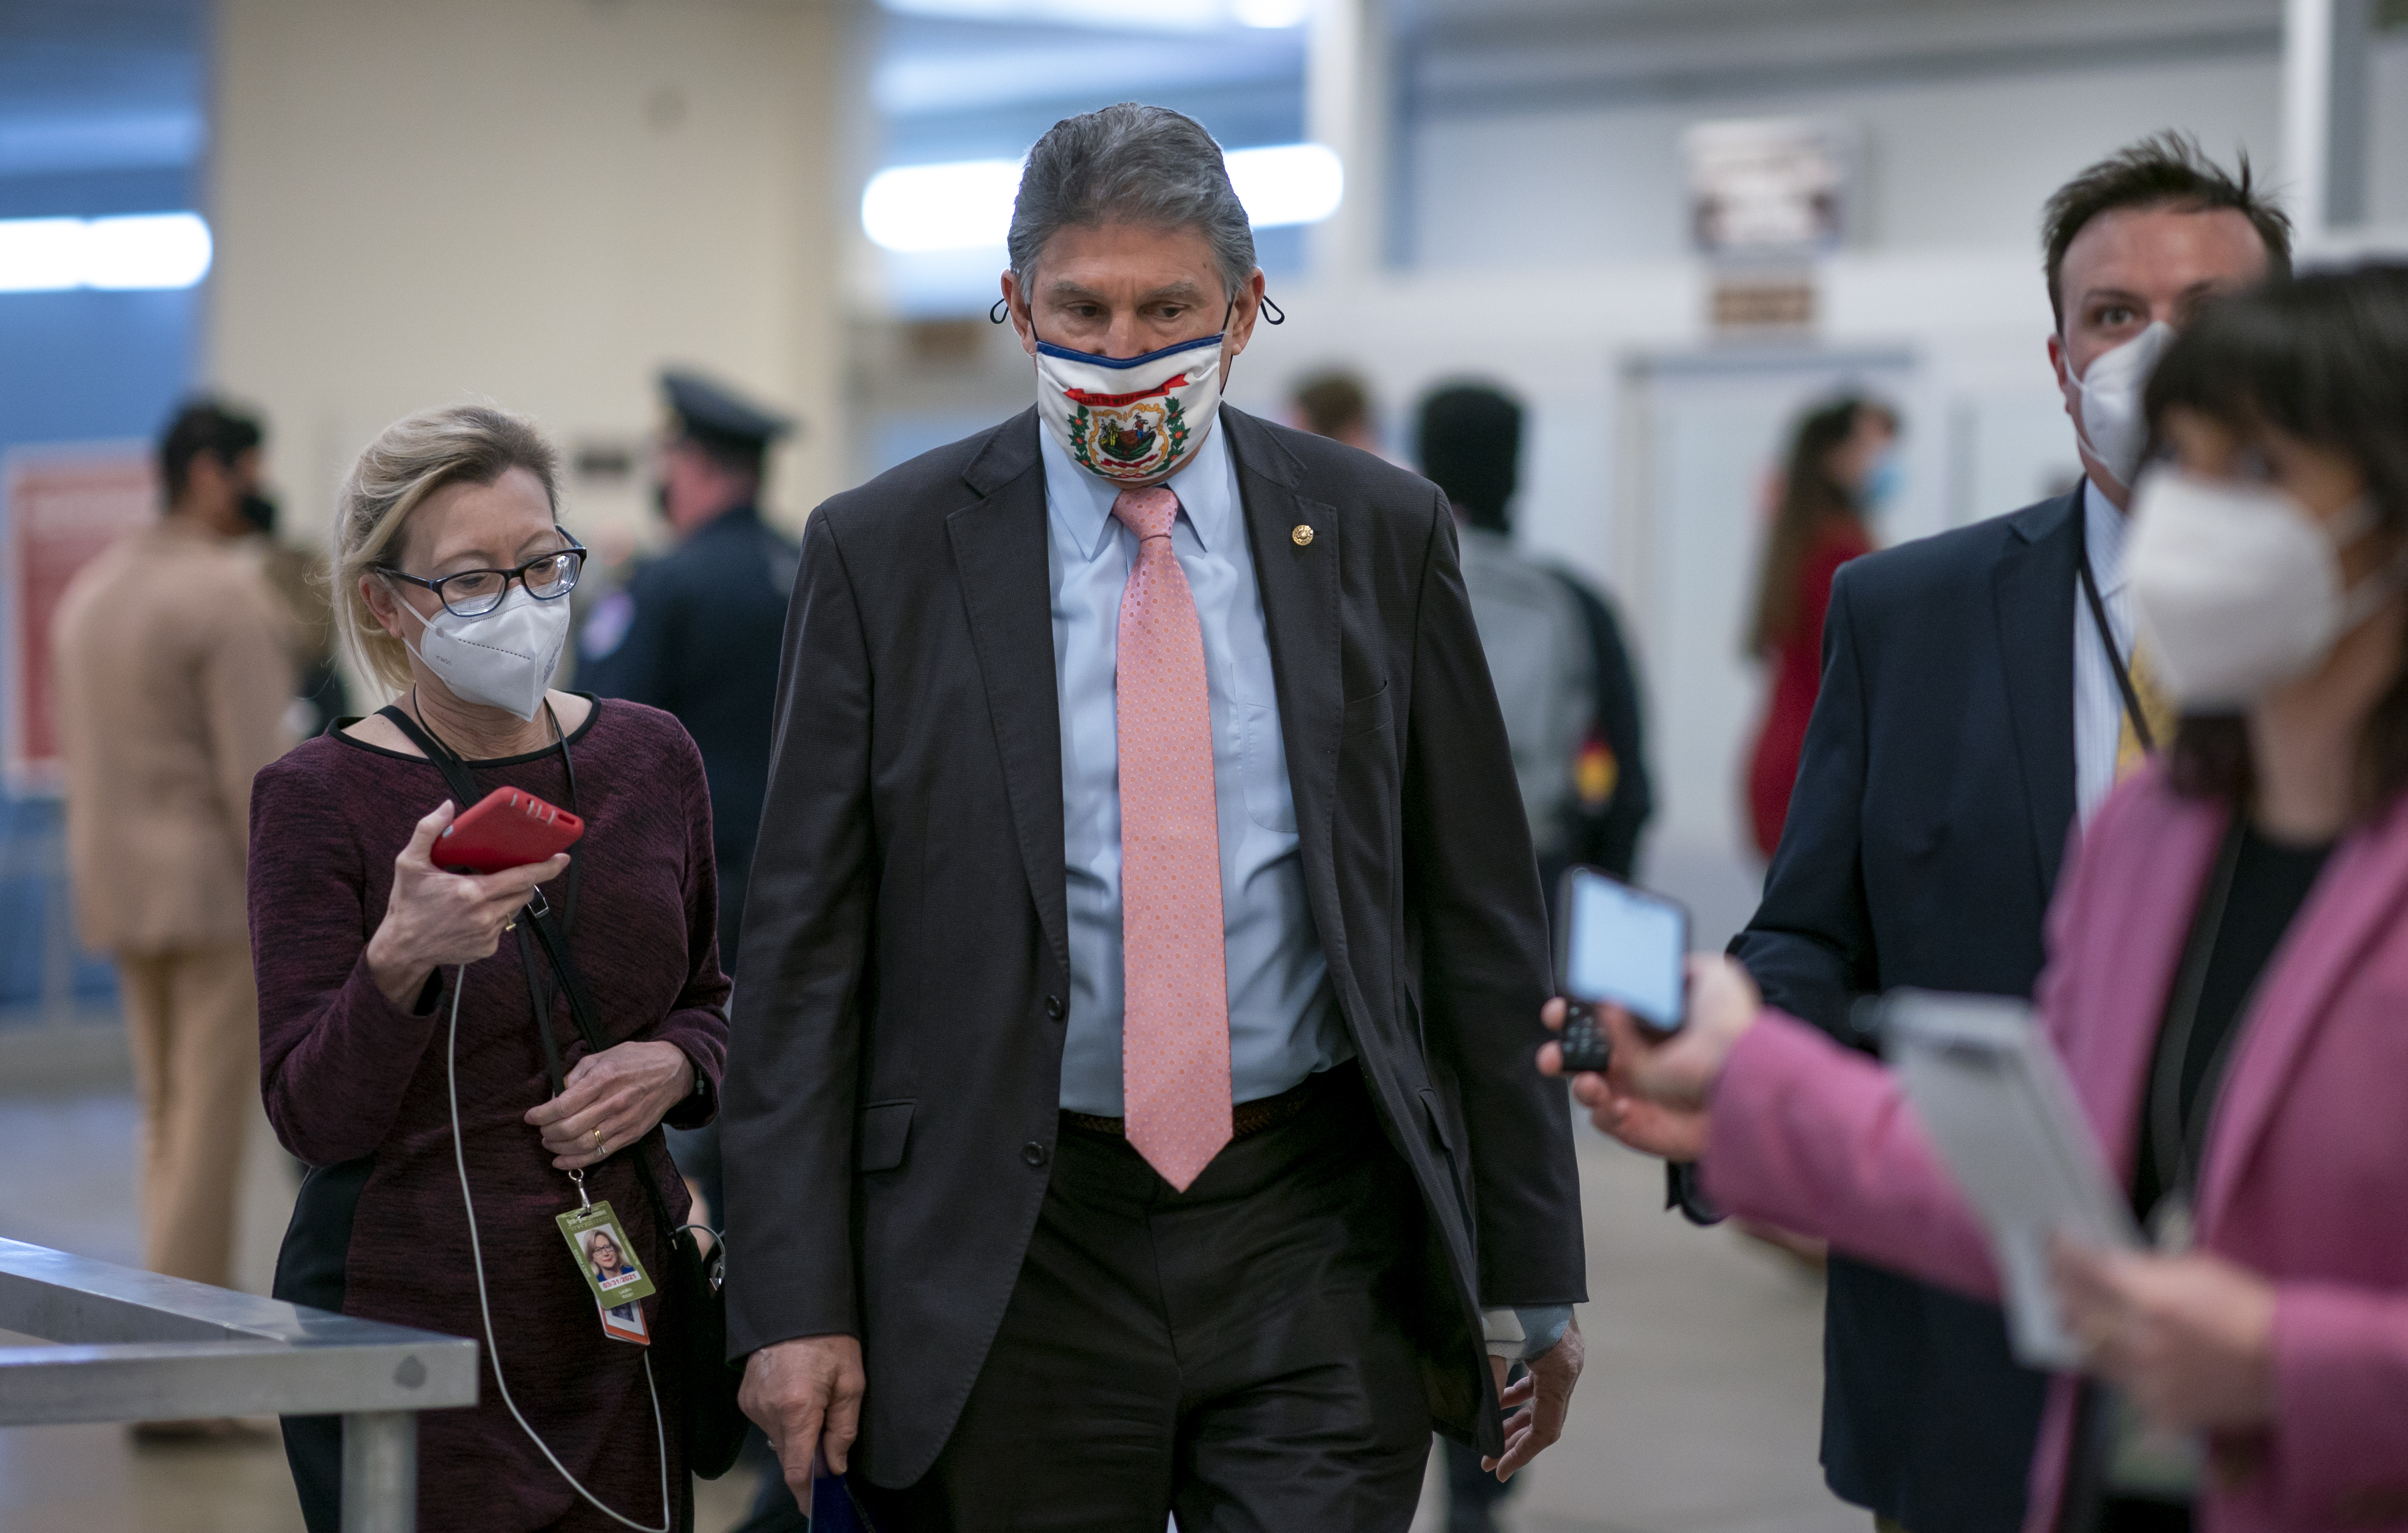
[1291,524,1315,547]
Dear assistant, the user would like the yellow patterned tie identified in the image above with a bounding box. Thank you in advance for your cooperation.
[2115,641,2180,782]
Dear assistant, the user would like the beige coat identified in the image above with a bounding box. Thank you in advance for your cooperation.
[52,519,297,955]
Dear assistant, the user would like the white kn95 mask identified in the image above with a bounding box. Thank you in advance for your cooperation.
[2128,466,2397,708]
[399,583,573,721]
[2070,321,2174,491]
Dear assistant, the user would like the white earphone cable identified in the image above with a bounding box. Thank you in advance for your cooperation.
[447,965,671,1533]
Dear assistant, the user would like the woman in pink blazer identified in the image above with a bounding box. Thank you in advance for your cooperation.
[1548,266,2408,1533]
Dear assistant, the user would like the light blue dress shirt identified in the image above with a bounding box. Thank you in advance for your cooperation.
[1042,409,1353,1116]
[1041,410,1573,1352]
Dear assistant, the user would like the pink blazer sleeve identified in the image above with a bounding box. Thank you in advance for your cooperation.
[1700,1011,2000,1299]
[1702,764,2145,1304]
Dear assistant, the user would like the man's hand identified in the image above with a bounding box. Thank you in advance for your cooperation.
[741,1334,867,1507]
[1481,1317,1584,1481]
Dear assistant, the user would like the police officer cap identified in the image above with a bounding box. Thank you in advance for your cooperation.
[660,369,796,460]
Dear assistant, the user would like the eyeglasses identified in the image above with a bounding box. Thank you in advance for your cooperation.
[377,541,587,618]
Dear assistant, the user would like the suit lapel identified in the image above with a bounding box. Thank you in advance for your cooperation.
[946,410,1069,973]
[1223,410,1342,890]
[1992,491,2082,898]
[2198,792,2408,1224]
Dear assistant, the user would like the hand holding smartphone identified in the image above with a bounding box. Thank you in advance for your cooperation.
[1553,867,1689,1074]
[436,787,584,875]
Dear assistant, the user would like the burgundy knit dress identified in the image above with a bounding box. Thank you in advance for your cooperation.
[249,698,729,1531]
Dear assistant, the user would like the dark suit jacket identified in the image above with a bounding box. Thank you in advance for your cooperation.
[1729,490,2083,1533]
[721,406,1586,1488]
[578,503,796,875]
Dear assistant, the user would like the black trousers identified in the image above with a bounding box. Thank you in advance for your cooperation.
[856,1068,1432,1532]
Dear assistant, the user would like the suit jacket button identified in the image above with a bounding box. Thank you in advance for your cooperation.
[1021,1142,1050,1167]
[1045,994,1065,1021]
[1291,523,1314,546]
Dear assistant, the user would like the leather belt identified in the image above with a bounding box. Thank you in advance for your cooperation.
[1061,1062,1341,1142]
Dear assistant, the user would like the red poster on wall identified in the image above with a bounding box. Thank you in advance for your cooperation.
[4,444,157,793]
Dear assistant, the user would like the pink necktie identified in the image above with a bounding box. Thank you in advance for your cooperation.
[1110,485,1232,1192]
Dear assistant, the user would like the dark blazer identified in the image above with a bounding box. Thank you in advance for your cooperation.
[721,406,1586,1488]
[578,503,797,875]
[1728,489,2083,1533]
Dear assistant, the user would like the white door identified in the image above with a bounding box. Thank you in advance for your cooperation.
[1619,346,1926,949]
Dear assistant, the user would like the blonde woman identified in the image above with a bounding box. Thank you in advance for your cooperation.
[251,404,728,1531]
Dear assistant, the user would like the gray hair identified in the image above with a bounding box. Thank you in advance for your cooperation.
[1008,103,1257,307]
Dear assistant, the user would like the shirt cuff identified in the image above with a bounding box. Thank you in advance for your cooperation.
[1481,1305,1574,1362]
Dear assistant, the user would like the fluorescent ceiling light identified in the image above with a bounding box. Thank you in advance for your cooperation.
[1225,142,1343,227]
[0,219,87,293]
[862,160,1025,255]
[880,0,1304,30]
[863,144,1343,253]
[1230,0,1309,25]
[0,212,213,293]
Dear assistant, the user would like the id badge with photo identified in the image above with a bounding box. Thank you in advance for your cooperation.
[557,1200,657,1306]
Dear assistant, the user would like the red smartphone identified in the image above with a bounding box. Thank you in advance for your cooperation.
[437,787,584,874]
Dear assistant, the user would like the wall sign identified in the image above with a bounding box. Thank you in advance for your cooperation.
[3,444,157,792]
[1684,117,1855,258]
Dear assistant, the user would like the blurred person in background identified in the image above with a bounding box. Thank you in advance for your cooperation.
[1286,366,1390,460]
[1743,395,1896,860]
[253,404,727,1530]
[236,485,355,738]
[1572,262,2408,1533]
[1679,133,2288,1533]
[578,369,798,982]
[1420,381,1652,911]
[1416,380,1649,1533]
[578,369,797,1319]
[50,399,295,1440]
[724,102,1585,1529]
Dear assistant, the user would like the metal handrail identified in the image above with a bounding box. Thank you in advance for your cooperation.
[0,1235,478,1532]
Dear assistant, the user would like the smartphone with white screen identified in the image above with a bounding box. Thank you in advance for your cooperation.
[1554,868,1689,1072]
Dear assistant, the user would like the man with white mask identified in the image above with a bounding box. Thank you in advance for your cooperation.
[1681,134,2291,1533]
[721,103,1586,1528]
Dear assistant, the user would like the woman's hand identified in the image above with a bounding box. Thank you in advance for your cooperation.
[1538,955,1763,1162]
[2053,1239,2278,1431]
[525,1040,695,1169]
[364,801,571,1006]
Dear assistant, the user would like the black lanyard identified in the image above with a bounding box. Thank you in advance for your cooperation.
[2145,817,2249,1224]
[378,699,584,1094]
[2075,500,2156,755]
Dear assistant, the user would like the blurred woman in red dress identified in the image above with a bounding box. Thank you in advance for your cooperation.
[1744,396,1900,860]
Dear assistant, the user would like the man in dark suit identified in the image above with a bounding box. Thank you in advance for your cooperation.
[578,370,798,974]
[722,103,1586,1529]
[1706,135,2289,1533]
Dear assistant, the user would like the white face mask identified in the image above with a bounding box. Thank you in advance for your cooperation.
[396,582,572,721]
[1033,330,1225,486]
[2128,466,2395,708]
[2067,321,2174,491]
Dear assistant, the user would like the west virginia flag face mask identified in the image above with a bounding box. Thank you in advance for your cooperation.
[1033,330,1226,486]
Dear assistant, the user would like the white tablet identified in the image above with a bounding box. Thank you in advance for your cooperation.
[1876,989,2140,1369]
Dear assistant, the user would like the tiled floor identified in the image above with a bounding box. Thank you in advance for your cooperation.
[0,1055,1860,1533]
